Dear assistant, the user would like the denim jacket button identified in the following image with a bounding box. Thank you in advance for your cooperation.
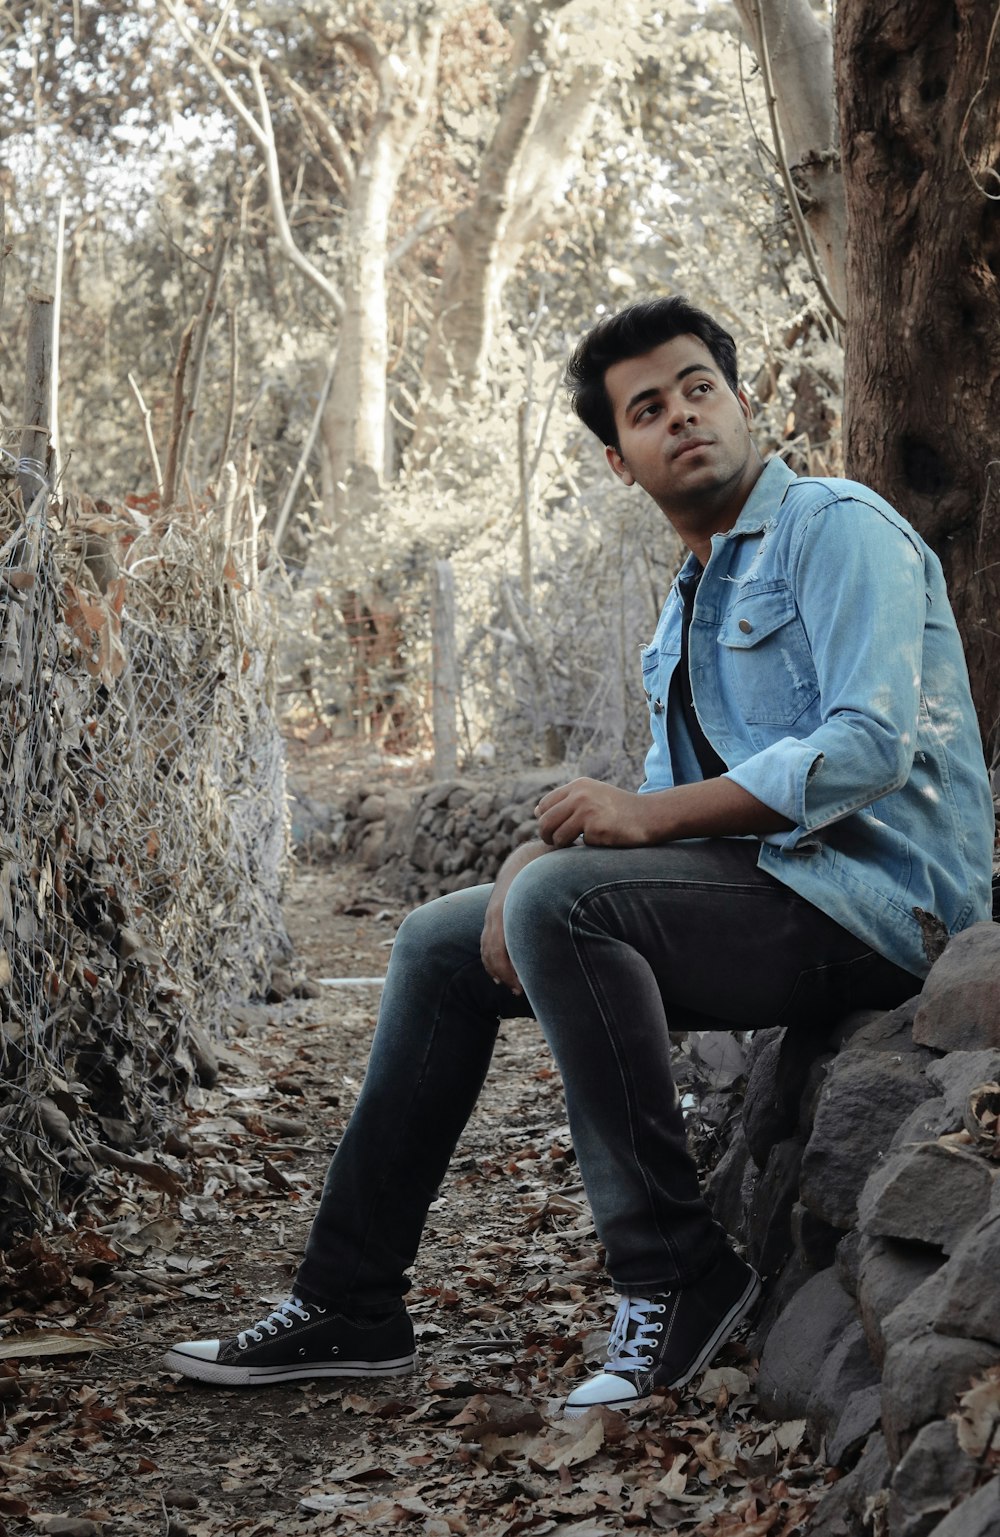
[738,618,753,634]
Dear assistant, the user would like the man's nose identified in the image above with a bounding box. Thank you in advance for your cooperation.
[668,396,697,431]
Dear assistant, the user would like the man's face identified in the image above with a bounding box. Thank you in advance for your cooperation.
[602,334,756,516]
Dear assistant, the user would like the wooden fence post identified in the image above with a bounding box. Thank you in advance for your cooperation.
[18,289,54,512]
[431,558,458,779]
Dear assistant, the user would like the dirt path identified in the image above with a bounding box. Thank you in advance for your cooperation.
[0,858,828,1537]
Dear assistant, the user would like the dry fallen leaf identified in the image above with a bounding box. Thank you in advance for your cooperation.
[0,1330,114,1360]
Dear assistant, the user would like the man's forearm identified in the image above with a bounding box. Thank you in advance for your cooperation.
[534,775,793,848]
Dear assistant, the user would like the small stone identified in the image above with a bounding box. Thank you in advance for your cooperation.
[163,1486,200,1510]
[913,924,1000,1052]
[705,1120,755,1245]
[806,1432,891,1537]
[826,1384,882,1469]
[359,792,386,821]
[925,1050,1000,1120]
[858,1142,992,1254]
[889,1096,955,1151]
[806,1319,879,1447]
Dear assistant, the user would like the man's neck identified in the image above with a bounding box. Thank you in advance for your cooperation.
[664,456,766,566]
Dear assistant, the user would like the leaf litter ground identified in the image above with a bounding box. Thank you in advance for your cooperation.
[0,859,838,1537]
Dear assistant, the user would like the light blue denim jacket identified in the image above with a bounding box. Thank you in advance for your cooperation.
[638,457,994,978]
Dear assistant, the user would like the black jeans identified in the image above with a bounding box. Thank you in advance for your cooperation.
[296,839,918,1310]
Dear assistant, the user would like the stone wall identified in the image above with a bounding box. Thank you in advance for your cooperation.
[708,921,1000,1537]
[292,769,570,901]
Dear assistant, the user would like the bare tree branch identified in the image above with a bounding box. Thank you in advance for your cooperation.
[261,59,356,192]
[161,0,346,319]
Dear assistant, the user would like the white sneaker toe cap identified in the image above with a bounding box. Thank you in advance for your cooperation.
[564,1372,640,1415]
[167,1339,222,1363]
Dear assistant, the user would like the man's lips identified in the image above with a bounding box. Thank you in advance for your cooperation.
[672,437,713,461]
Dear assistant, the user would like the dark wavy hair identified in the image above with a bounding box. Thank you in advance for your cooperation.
[566,296,740,450]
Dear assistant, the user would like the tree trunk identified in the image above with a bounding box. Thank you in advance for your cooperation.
[733,0,846,313]
[320,16,443,525]
[412,7,601,451]
[431,559,458,779]
[18,290,54,512]
[836,0,1000,762]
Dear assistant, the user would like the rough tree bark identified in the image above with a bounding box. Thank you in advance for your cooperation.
[836,0,1000,762]
[413,0,601,450]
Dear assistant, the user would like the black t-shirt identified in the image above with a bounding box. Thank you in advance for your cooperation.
[673,571,727,780]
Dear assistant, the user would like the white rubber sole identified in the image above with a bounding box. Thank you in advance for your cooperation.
[563,1268,761,1418]
[162,1349,416,1387]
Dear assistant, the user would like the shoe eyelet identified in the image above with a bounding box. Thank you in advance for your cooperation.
[331,1346,339,1356]
[238,1341,247,1351]
[654,1322,663,1332]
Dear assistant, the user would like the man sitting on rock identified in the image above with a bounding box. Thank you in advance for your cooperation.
[165,297,994,1414]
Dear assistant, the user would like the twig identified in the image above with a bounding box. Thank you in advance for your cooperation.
[272,350,338,552]
[173,226,230,500]
[748,0,845,326]
[217,291,239,478]
[49,194,67,487]
[162,318,194,509]
[127,372,165,502]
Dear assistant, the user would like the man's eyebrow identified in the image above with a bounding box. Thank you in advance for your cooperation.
[622,363,719,418]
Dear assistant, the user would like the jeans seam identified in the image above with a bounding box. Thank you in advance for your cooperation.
[567,885,686,1282]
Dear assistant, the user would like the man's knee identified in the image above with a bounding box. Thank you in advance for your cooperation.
[390,884,493,969]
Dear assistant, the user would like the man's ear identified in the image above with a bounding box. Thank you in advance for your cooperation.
[606,443,635,486]
[737,387,753,423]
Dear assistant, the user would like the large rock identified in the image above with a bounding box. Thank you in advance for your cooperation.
[800,1052,932,1230]
[913,924,1000,1052]
[933,1213,1000,1345]
[743,1027,836,1169]
[756,1266,857,1421]
[857,1142,993,1254]
[888,1418,979,1537]
[881,1268,951,1361]
[924,1477,1000,1537]
[880,1333,1000,1461]
[856,1237,943,1367]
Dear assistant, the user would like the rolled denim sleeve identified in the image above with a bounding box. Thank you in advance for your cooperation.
[725,501,927,841]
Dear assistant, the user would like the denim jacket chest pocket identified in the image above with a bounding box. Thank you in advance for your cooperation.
[640,635,679,718]
[717,582,819,726]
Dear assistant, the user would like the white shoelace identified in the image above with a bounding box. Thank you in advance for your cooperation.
[237,1296,320,1348]
[604,1295,667,1372]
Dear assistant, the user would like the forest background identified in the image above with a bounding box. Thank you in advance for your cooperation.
[6,0,997,789]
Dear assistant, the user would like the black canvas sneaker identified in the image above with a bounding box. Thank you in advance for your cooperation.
[163,1296,416,1386]
[564,1246,761,1416]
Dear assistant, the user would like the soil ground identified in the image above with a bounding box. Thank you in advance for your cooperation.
[0,759,831,1537]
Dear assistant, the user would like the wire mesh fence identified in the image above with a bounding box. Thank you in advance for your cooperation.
[0,460,289,1241]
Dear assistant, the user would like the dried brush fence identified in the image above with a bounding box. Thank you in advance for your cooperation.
[0,460,289,1244]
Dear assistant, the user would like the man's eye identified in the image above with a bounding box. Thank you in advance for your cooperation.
[691,382,712,395]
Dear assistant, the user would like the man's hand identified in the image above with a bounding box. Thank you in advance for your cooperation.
[480,840,550,994]
[535,778,653,848]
